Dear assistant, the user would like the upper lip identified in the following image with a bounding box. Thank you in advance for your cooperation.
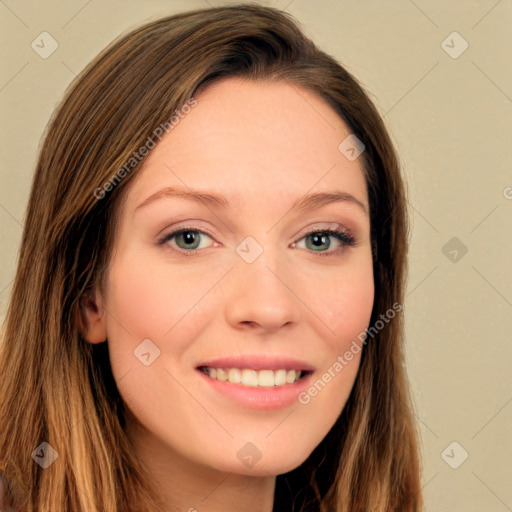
[195,355,315,372]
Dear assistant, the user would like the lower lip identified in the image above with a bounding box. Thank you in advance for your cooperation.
[197,370,313,410]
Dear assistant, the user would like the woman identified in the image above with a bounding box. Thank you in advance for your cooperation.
[0,4,422,511]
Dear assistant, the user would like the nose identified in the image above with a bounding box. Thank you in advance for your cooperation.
[224,253,301,333]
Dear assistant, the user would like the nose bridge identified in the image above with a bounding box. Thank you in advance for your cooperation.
[224,236,301,331]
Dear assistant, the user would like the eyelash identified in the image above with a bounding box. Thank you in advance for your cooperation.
[157,224,356,258]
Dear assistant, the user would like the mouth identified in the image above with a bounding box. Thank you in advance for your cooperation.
[197,366,312,387]
[195,356,315,409]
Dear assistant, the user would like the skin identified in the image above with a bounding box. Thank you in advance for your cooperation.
[81,77,374,512]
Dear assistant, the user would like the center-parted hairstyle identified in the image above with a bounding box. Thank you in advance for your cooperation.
[0,3,422,511]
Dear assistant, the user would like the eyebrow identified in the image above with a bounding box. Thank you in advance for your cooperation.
[134,186,368,216]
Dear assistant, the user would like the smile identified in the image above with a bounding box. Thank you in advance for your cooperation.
[199,367,307,387]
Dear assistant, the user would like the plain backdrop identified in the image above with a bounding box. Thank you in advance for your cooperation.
[0,1,511,511]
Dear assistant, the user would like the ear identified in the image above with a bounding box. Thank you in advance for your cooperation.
[76,286,107,344]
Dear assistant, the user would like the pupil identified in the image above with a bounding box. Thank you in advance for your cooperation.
[181,231,199,248]
[310,233,329,250]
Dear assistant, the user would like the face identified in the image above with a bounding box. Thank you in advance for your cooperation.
[83,77,374,477]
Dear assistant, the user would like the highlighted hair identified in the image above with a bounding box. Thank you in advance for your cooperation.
[0,4,421,511]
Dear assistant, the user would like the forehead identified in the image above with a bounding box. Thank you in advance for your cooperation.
[123,77,367,212]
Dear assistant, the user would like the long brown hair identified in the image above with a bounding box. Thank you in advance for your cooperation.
[0,4,422,511]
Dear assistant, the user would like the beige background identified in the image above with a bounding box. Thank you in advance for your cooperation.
[1,1,511,510]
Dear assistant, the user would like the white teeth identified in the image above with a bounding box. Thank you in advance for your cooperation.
[258,370,275,387]
[228,368,241,384]
[274,369,287,386]
[203,367,303,387]
[241,369,258,386]
[216,368,228,381]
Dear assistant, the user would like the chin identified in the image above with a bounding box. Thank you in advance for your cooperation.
[213,441,316,477]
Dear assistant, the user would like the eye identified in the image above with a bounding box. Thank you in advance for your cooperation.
[292,227,356,256]
[157,224,357,257]
[158,227,215,255]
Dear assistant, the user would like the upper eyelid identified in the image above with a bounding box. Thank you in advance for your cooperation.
[161,223,351,238]
[163,226,215,240]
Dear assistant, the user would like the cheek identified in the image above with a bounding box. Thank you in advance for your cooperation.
[289,255,374,414]
[102,251,229,410]
[336,272,374,348]
[104,252,214,350]
[302,256,375,350]
[292,268,373,445]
